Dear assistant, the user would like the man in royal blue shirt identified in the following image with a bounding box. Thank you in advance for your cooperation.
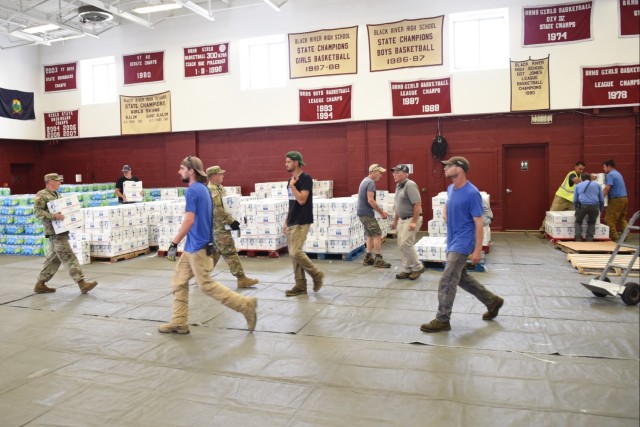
[421,156,503,333]
[158,156,257,334]
[602,159,628,241]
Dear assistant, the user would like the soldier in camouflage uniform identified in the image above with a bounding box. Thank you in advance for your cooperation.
[206,166,259,289]
[33,173,98,294]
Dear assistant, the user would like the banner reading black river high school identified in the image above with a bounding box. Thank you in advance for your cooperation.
[120,91,171,135]
[522,1,592,46]
[0,87,35,120]
[299,85,352,122]
[511,57,550,111]
[289,26,358,79]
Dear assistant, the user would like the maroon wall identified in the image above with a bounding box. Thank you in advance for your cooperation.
[1,107,637,230]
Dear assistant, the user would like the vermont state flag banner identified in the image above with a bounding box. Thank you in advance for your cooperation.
[0,87,35,120]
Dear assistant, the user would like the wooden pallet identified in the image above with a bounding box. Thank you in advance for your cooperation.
[557,241,635,254]
[567,253,640,276]
[545,233,610,246]
[238,246,287,258]
[91,248,151,263]
[306,245,365,261]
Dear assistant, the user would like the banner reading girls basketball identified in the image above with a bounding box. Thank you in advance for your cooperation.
[184,43,229,78]
[581,64,640,107]
[289,26,358,79]
[123,51,164,85]
[299,85,352,122]
[391,78,451,117]
[44,62,77,92]
[44,110,79,139]
[120,91,171,135]
[522,1,592,46]
[619,0,640,37]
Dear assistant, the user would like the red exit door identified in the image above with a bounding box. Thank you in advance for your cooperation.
[503,145,547,230]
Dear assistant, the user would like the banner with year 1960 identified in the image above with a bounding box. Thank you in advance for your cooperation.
[120,91,171,135]
[522,1,592,46]
[123,51,164,85]
[511,57,550,111]
[289,26,358,79]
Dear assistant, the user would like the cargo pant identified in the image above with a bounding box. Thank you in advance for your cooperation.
[213,226,244,277]
[37,233,84,284]
[169,248,252,326]
[396,217,423,273]
[605,197,628,241]
[436,251,498,322]
[286,224,322,288]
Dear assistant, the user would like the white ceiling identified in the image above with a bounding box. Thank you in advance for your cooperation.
[0,0,288,48]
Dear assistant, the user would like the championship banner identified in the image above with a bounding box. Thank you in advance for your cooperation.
[367,16,444,72]
[123,51,164,85]
[184,43,229,78]
[511,57,550,111]
[299,85,352,122]
[120,91,171,135]
[391,78,451,117]
[581,64,640,107]
[619,0,640,37]
[522,1,592,46]
[45,110,78,139]
[289,26,358,79]
[0,87,35,120]
[44,62,77,93]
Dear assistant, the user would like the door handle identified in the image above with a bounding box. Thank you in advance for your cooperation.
[506,188,512,193]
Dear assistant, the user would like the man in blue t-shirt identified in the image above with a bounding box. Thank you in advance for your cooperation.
[158,156,257,335]
[357,164,390,268]
[421,156,504,333]
[602,159,628,241]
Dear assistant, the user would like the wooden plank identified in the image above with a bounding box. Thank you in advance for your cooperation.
[557,241,634,254]
[567,253,639,275]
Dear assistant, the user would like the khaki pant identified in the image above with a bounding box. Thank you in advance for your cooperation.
[37,234,84,284]
[169,248,249,326]
[605,197,628,241]
[286,224,321,287]
[540,195,574,230]
[396,217,423,273]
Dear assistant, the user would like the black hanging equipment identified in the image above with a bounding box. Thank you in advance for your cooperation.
[431,118,448,161]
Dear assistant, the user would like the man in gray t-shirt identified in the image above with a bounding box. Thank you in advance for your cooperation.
[391,164,424,280]
[357,164,390,268]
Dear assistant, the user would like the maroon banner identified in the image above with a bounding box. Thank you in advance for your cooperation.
[44,62,77,93]
[581,64,640,107]
[299,86,352,122]
[123,51,164,85]
[391,78,451,117]
[522,1,592,46]
[44,110,79,139]
[619,0,640,37]
[184,43,229,78]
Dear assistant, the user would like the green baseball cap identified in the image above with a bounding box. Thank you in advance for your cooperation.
[286,151,305,166]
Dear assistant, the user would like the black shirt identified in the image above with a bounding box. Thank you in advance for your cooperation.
[116,175,140,202]
[286,172,314,226]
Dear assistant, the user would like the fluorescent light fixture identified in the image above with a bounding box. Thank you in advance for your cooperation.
[263,0,287,11]
[176,1,214,21]
[133,3,182,14]
[23,23,60,34]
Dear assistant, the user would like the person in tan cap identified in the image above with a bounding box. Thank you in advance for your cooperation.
[420,156,503,333]
[206,165,259,289]
[159,156,257,334]
[33,173,98,294]
[357,164,391,267]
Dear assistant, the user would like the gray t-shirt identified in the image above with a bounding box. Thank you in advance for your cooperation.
[357,177,376,217]
[394,179,421,218]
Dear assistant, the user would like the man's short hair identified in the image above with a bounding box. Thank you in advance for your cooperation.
[575,161,586,167]
[603,159,615,167]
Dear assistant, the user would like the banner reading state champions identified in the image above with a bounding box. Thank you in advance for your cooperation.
[289,26,358,79]
[120,91,171,135]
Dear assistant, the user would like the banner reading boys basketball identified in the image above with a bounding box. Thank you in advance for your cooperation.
[511,57,550,111]
[581,64,640,107]
[522,1,592,46]
[184,43,229,78]
[299,85,352,122]
[289,26,357,79]
[123,51,164,85]
[368,16,444,72]
[44,110,79,139]
[120,91,171,135]
[391,78,451,117]
[619,0,640,37]
[44,62,77,93]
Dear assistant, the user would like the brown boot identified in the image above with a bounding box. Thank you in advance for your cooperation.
[158,323,190,334]
[78,280,98,294]
[312,271,324,292]
[241,297,258,331]
[363,253,374,266]
[373,256,391,268]
[237,275,259,288]
[34,281,56,293]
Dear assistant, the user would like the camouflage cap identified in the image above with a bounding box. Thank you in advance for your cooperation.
[44,173,63,182]
[206,166,226,176]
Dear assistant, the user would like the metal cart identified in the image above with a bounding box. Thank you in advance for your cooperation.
[581,210,640,306]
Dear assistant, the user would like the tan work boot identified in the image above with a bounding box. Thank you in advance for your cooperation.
[158,323,190,334]
[241,297,258,331]
[34,281,56,293]
[373,256,391,268]
[237,275,259,288]
[363,253,374,266]
[78,280,98,294]
[312,271,324,292]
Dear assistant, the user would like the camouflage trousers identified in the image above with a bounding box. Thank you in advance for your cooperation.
[213,227,245,277]
[436,251,497,322]
[37,233,84,284]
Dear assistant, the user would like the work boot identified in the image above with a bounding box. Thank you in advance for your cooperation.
[312,271,324,292]
[420,319,451,333]
[285,284,307,297]
[237,275,259,288]
[241,297,258,331]
[373,255,391,268]
[396,271,411,280]
[34,281,56,293]
[408,266,426,280]
[78,280,98,294]
[482,296,504,320]
[158,323,190,334]
[363,253,374,266]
